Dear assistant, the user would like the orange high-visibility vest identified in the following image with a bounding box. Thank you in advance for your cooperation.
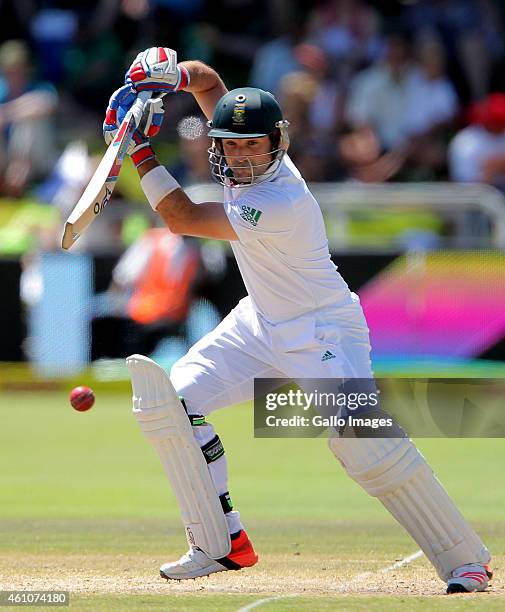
[127,229,199,325]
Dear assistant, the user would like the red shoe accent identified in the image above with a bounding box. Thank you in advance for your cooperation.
[226,530,258,568]
[484,564,494,579]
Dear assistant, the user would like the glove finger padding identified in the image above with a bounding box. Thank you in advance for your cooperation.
[103,84,137,146]
[125,46,189,93]
[103,88,164,154]
[139,97,164,139]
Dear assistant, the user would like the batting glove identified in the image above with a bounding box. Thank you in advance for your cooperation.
[103,84,164,167]
[125,47,190,93]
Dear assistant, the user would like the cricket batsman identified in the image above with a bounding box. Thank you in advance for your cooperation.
[103,47,492,593]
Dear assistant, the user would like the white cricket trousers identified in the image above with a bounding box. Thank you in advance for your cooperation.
[170,294,372,533]
[171,294,373,412]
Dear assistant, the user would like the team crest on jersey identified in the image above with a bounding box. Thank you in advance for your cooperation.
[232,103,246,126]
[240,205,263,226]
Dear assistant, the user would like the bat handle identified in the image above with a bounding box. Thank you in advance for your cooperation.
[128,90,153,129]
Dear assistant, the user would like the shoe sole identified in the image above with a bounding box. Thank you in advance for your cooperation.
[447,579,489,594]
[160,566,233,581]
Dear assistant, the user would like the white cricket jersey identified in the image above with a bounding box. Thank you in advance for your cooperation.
[223,155,352,323]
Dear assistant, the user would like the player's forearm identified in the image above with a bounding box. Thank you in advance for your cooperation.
[137,159,194,231]
[137,161,236,240]
[156,188,206,236]
[137,157,160,177]
[179,60,228,120]
[137,158,195,234]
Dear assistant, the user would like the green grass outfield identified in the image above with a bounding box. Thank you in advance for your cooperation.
[1,391,504,610]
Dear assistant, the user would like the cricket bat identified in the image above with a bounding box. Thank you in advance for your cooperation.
[61,90,151,250]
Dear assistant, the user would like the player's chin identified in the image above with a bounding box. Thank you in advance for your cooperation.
[233,170,253,182]
[233,167,265,182]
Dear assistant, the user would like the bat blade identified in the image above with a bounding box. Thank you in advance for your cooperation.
[61,91,150,250]
[61,145,122,250]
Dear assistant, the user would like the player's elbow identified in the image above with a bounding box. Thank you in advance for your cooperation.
[156,211,189,236]
[164,219,187,235]
[155,192,195,236]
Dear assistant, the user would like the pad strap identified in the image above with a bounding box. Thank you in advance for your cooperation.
[180,398,230,510]
[201,435,225,464]
[189,414,206,426]
[219,491,233,514]
[179,397,206,427]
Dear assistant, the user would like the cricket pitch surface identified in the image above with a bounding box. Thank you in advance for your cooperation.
[2,392,504,611]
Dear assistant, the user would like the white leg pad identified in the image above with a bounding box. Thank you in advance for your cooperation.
[329,436,490,581]
[126,354,231,559]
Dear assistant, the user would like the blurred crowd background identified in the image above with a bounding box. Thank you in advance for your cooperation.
[1,0,505,372]
[2,0,505,249]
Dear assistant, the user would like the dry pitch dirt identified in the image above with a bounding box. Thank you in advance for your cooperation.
[1,552,503,598]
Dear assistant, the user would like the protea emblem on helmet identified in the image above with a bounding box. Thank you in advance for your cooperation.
[232,103,246,126]
[207,87,290,188]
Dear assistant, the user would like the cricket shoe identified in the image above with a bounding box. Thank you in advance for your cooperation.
[446,563,493,593]
[160,530,258,580]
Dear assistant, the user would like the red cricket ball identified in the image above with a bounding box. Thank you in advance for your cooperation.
[70,386,95,412]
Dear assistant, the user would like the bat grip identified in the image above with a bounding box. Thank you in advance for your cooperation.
[128,90,152,129]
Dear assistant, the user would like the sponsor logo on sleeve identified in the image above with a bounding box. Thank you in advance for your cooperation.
[240,205,263,226]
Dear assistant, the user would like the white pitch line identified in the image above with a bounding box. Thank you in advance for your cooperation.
[237,594,300,612]
[382,549,424,572]
[349,549,424,585]
[236,549,423,612]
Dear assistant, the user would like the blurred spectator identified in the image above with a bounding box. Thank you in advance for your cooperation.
[30,6,78,84]
[342,34,458,181]
[35,140,93,218]
[402,0,505,101]
[65,14,125,112]
[0,40,57,197]
[278,44,346,180]
[342,33,417,181]
[149,0,204,60]
[308,0,382,78]
[345,34,417,151]
[278,71,319,164]
[92,225,200,359]
[400,37,459,179]
[449,93,505,190]
[188,0,272,88]
[403,38,458,136]
[249,10,307,97]
[296,43,342,135]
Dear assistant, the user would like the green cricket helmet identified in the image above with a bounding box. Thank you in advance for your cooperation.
[207,87,290,187]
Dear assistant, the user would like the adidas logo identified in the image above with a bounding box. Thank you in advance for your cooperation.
[240,205,263,226]
[322,350,336,361]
